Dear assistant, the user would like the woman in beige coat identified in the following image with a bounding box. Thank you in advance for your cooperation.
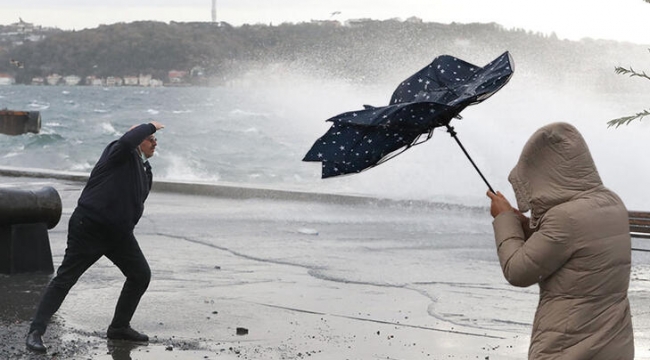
[487,122,634,359]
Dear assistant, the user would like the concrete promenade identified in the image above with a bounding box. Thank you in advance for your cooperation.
[1,167,649,360]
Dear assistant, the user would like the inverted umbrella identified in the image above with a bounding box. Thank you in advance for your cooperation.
[303,51,514,192]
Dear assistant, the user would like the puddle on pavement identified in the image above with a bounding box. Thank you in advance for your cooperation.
[91,341,229,360]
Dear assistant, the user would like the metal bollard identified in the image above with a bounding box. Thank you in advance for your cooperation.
[0,186,61,274]
[0,186,61,229]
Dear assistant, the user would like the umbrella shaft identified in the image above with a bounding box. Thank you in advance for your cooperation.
[446,125,495,193]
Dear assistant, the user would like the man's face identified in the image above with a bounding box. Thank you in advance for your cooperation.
[139,135,157,159]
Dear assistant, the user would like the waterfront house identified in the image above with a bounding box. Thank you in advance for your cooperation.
[0,73,15,85]
[63,75,81,86]
[168,70,188,84]
[123,76,138,86]
[46,73,61,85]
[138,74,152,87]
[105,76,123,86]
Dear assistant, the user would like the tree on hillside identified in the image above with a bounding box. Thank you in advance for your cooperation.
[608,0,650,127]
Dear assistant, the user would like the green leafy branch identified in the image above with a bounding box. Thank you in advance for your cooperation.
[614,66,650,81]
[608,109,650,128]
[608,0,650,128]
[608,64,650,127]
[608,45,650,127]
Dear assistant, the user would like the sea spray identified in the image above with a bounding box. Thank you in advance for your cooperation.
[0,63,648,209]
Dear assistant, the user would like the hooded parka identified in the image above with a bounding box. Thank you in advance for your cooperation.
[491,122,634,359]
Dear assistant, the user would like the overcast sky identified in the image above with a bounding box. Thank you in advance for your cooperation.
[2,0,650,44]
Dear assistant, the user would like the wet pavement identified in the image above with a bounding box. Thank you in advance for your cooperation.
[2,171,650,359]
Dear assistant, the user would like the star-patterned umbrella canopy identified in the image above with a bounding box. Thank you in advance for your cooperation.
[303,51,514,189]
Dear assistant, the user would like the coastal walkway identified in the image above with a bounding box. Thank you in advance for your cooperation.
[1,167,650,360]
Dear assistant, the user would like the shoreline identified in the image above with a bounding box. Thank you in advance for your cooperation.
[0,165,487,211]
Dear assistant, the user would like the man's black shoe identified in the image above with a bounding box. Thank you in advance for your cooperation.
[26,330,47,353]
[107,326,149,342]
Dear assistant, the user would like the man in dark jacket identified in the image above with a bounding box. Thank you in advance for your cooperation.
[26,121,165,353]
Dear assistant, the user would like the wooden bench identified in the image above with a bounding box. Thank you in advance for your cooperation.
[629,211,650,239]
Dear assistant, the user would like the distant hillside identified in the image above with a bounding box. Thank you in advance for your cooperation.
[0,19,648,91]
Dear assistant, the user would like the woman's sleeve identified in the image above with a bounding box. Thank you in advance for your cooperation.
[492,208,572,287]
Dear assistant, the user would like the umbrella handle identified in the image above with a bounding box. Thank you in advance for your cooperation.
[445,125,495,194]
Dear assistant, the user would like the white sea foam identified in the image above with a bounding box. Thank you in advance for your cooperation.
[37,127,57,135]
[28,101,50,110]
[229,109,268,117]
[160,153,221,183]
[100,122,119,135]
[69,162,94,172]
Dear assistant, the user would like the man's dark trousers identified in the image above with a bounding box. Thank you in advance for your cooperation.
[29,208,151,335]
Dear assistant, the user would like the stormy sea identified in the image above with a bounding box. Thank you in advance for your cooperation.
[1,65,649,209]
